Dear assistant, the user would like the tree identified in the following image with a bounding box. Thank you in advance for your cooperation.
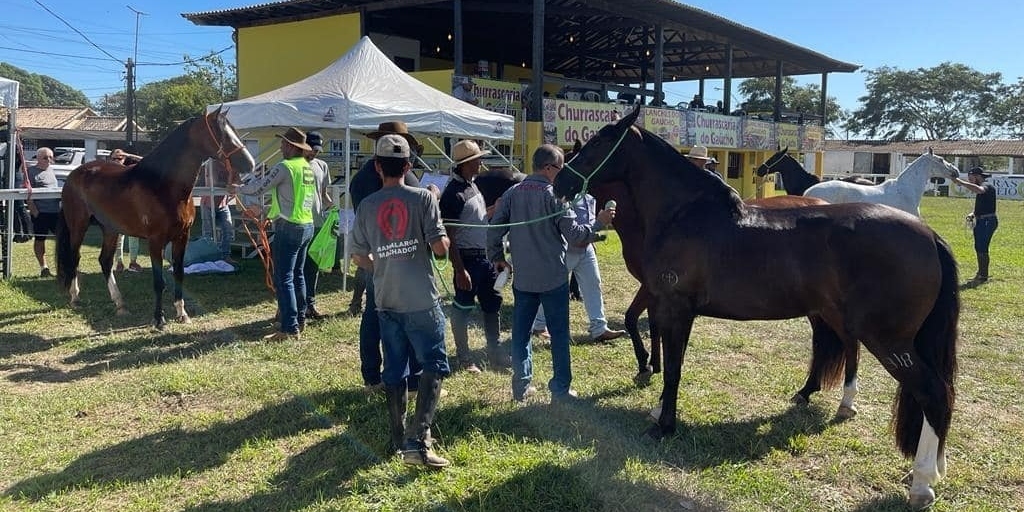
[991,78,1024,138]
[737,76,846,135]
[843,62,1002,141]
[130,52,238,141]
[95,91,126,116]
[0,63,89,107]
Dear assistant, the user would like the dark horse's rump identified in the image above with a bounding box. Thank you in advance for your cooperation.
[555,107,958,509]
[474,168,526,206]
[56,108,255,328]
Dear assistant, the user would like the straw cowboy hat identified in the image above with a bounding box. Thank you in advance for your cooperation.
[275,126,312,152]
[452,140,490,165]
[684,145,712,161]
[366,121,420,149]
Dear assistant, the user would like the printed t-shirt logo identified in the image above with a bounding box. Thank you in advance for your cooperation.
[377,198,409,241]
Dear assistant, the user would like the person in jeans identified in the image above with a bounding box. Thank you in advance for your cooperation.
[233,127,317,340]
[198,159,236,265]
[531,193,626,343]
[301,131,334,320]
[954,166,999,282]
[111,148,145,272]
[440,140,506,373]
[351,134,452,468]
[487,144,615,403]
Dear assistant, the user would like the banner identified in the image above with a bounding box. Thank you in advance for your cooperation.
[639,107,685,147]
[741,119,776,150]
[801,125,824,152]
[691,112,740,148]
[951,174,1024,201]
[777,123,800,151]
[469,77,524,117]
[544,99,626,145]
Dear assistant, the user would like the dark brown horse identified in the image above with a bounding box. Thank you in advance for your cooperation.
[756,147,873,195]
[555,107,959,510]
[56,108,255,329]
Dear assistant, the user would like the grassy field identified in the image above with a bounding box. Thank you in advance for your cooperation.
[1,196,1021,511]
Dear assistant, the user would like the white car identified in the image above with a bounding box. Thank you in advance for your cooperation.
[40,148,111,185]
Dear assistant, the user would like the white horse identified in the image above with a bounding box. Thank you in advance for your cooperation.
[803,149,960,217]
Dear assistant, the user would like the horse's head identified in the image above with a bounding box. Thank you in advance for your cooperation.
[201,106,256,179]
[916,151,960,180]
[553,107,641,201]
[755,146,790,177]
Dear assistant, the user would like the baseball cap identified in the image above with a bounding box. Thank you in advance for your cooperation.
[375,134,410,159]
[306,131,324,151]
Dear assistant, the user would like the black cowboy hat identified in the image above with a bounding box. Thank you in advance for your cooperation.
[967,166,990,178]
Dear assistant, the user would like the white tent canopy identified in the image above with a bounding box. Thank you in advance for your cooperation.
[0,76,18,109]
[213,36,514,139]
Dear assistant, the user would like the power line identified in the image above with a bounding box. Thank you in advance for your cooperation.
[0,45,118,62]
[136,45,235,67]
[32,0,121,63]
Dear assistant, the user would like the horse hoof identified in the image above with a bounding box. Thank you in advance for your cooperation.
[176,315,192,324]
[836,405,858,420]
[648,402,663,422]
[642,425,666,442]
[69,300,81,309]
[633,367,654,386]
[115,307,129,316]
[908,487,935,510]
[790,393,809,406]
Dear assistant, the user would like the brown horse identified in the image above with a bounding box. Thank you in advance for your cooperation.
[56,108,255,329]
[555,107,959,510]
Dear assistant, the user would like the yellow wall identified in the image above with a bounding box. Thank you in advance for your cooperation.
[236,13,361,97]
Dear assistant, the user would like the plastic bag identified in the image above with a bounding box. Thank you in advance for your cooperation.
[308,208,339,271]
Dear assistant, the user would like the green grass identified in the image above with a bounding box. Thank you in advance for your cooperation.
[1,196,1022,511]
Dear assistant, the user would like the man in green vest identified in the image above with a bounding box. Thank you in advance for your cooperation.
[233,127,318,340]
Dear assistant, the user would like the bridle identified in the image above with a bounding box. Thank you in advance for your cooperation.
[203,111,246,184]
[561,124,632,201]
[757,151,788,175]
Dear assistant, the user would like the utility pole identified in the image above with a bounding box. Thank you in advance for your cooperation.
[126,6,147,149]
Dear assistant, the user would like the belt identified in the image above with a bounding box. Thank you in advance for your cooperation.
[459,248,487,257]
[975,213,997,219]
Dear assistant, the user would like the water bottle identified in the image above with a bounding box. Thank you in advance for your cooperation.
[493,267,510,291]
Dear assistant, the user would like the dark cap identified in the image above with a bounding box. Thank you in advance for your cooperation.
[306,131,324,151]
[968,166,990,178]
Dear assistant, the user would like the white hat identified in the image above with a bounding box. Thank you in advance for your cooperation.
[685,145,712,161]
[452,139,490,165]
[375,134,410,159]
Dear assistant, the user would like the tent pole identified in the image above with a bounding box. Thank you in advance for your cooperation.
[342,127,351,291]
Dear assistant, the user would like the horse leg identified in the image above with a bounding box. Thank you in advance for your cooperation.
[98,229,128,315]
[169,235,191,324]
[626,286,653,385]
[836,339,861,420]
[645,310,694,441]
[56,208,87,307]
[792,316,847,405]
[148,241,168,330]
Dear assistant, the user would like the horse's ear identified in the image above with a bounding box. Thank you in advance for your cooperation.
[622,105,641,126]
[572,139,582,152]
[782,145,788,154]
[928,147,933,155]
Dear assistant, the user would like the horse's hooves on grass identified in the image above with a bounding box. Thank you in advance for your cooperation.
[176,315,192,324]
[115,307,129,316]
[69,301,81,309]
[908,488,935,510]
[836,405,857,420]
[790,393,809,406]
[648,403,662,422]
[642,425,667,442]
[633,367,654,386]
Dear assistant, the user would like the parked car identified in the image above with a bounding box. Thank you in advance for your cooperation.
[41,148,110,186]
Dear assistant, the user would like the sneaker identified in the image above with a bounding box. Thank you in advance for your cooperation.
[592,329,627,343]
[532,329,551,340]
[40,267,53,278]
[401,442,450,468]
[513,385,538,403]
[127,262,143,273]
[115,262,125,273]
[551,389,581,404]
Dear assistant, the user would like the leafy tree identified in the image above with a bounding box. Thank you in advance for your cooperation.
[991,78,1024,138]
[0,62,89,107]
[737,76,846,135]
[843,62,1002,140]
[135,77,222,141]
[95,91,127,117]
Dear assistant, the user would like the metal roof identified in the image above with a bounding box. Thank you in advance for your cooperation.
[182,0,859,85]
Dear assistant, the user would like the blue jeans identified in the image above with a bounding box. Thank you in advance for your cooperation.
[360,278,422,389]
[973,216,998,253]
[271,219,313,334]
[533,246,609,338]
[511,282,572,398]
[378,302,450,386]
[201,202,234,259]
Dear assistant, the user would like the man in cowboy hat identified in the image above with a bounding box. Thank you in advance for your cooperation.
[684,145,713,168]
[953,166,999,282]
[705,156,722,177]
[347,121,424,395]
[233,126,318,340]
[439,140,507,373]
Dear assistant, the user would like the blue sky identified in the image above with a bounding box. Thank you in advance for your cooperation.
[3,0,1022,117]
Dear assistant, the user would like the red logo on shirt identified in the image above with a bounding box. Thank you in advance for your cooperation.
[377,198,409,241]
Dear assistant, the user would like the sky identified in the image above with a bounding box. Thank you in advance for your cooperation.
[3,0,1024,122]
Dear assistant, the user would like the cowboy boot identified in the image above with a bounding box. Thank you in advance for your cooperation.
[402,371,450,468]
[347,268,366,315]
[976,252,990,281]
[484,312,509,369]
[384,385,408,455]
[449,306,474,370]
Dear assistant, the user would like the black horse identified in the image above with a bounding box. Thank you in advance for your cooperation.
[554,107,959,510]
[756,147,872,195]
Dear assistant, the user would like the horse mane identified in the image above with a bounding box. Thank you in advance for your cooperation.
[131,115,201,184]
[631,124,743,218]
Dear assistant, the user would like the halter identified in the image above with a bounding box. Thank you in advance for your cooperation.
[561,123,632,202]
[203,112,246,185]
[758,151,788,174]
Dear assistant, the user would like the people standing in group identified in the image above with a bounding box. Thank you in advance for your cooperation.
[530,192,626,344]
[350,134,452,468]
[954,166,998,282]
[347,121,425,393]
[111,148,145,273]
[301,131,334,320]
[439,140,506,373]
[232,127,317,340]
[198,159,236,266]
[487,144,615,404]
[25,147,60,277]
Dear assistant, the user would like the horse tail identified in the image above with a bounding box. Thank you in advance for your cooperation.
[808,316,846,389]
[55,207,77,291]
[893,236,959,457]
